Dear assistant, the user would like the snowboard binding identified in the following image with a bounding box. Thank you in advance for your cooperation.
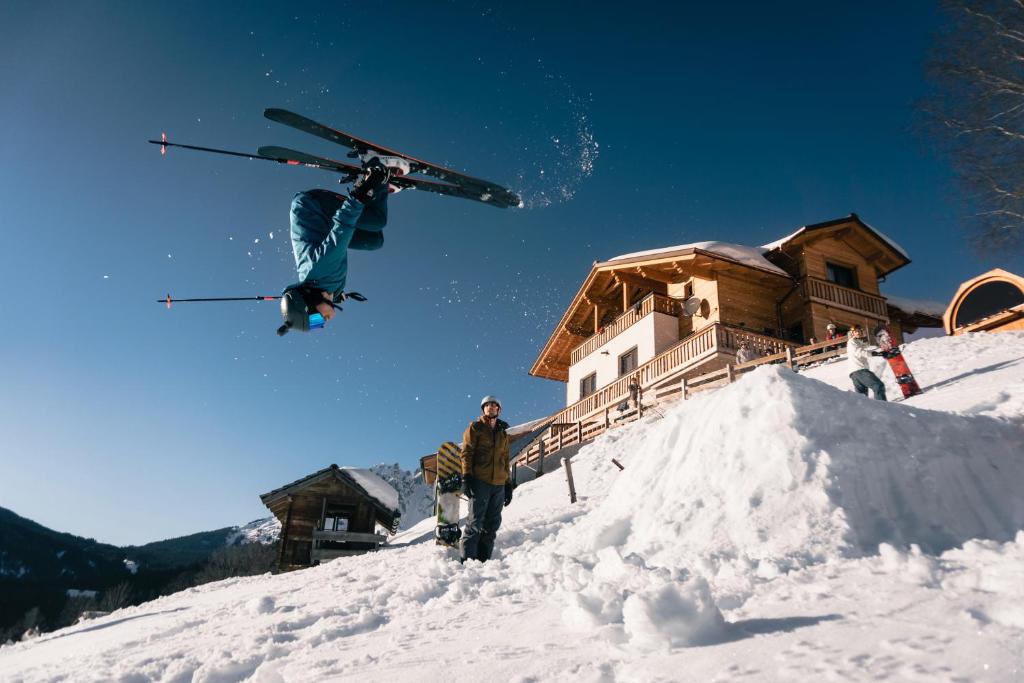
[437,472,463,495]
[436,523,462,546]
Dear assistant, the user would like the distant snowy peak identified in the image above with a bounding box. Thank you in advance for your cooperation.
[226,518,281,546]
[368,463,434,530]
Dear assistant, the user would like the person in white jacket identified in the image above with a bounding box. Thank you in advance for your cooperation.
[847,325,886,401]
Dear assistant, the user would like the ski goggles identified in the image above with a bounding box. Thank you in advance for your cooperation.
[308,312,325,330]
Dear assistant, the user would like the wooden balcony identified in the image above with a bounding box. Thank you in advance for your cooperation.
[515,331,839,478]
[804,277,887,318]
[557,323,797,427]
[570,293,682,365]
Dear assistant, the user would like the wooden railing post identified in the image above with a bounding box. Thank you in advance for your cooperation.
[785,346,794,369]
[604,407,610,427]
[681,376,688,400]
[277,495,294,570]
[563,456,577,504]
[726,364,734,383]
[537,440,546,476]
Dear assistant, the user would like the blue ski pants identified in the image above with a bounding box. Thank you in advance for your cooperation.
[850,369,887,401]
[461,479,505,562]
[293,188,388,251]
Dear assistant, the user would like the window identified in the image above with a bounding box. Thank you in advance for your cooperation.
[955,281,1024,328]
[786,322,804,343]
[826,262,858,289]
[618,347,638,376]
[323,516,349,531]
[580,373,597,399]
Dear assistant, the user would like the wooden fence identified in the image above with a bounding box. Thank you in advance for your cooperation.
[514,334,849,477]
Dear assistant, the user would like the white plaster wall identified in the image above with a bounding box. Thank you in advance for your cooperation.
[565,312,680,405]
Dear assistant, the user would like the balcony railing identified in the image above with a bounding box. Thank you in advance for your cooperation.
[559,322,796,425]
[514,329,829,477]
[804,277,887,318]
[312,530,387,544]
[571,293,682,364]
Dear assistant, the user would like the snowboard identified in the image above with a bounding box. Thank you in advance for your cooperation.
[264,108,522,209]
[434,441,463,548]
[876,327,923,399]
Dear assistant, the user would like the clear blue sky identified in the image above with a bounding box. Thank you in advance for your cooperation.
[2,1,1018,545]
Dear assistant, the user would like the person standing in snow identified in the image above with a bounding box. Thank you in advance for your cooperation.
[736,340,759,365]
[277,161,402,335]
[460,396,514,563]
[874,323,895,352]
[847,325,886,401]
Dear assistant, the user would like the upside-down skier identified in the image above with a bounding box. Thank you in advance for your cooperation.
[277,160,405,335]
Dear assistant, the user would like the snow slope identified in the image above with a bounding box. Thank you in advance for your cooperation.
[2,333,1022,682]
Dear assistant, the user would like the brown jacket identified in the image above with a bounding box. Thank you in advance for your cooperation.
[461,417,511,485]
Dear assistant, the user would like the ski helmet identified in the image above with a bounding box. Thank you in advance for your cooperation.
[277,287,326,336]
[480,395,502,411]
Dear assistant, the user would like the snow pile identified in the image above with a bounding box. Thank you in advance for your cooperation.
[1,334,1023,681]
[566,366,1024,576]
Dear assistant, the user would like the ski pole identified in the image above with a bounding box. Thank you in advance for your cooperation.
[159,294,280,309]
[148,132,326,169]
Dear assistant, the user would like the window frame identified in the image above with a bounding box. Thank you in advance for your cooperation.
[618,346,639,377]
[579,372,598,399]
[825,261,859,290]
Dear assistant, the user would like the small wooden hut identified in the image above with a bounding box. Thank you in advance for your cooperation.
[260,464,401,571]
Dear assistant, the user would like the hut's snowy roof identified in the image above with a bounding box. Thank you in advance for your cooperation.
[884,294,947,318]
[341,468,401,514]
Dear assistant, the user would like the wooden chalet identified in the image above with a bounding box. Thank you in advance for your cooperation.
[260,464,401,571]
[943,269,1024,335]
[529,213,938,418]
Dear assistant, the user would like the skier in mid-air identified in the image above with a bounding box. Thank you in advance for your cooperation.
[277,161,403,335]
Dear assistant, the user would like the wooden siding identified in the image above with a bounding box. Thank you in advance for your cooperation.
[267,476,379,568]
[799,234,883,296]
[716,272,791,335]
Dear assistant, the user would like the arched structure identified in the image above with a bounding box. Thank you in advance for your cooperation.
[943,269,1024,335]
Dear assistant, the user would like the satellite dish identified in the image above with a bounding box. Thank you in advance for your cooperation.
[681,296,704,317]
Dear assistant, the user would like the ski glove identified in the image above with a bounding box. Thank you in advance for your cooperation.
[463,476,475,499]
[504,482,514,507]
[350,164,391,203]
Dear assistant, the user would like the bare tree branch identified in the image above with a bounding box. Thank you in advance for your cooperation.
[920,0,1024,253]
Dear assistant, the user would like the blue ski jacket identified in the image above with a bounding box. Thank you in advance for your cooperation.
[283,189,387,298]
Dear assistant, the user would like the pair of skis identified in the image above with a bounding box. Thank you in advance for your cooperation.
[149,108,521,209]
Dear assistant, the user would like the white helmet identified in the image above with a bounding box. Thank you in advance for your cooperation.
[480,395,502,411]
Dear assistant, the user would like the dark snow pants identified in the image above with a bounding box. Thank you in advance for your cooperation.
[461,479,505,562]
[850,369,887,401]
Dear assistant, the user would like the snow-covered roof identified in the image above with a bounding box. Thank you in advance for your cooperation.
[883,294,947,318]
[760,215,910,260]
[607,240,788,277]
[341,467,401,514]
[260,464,401,517]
